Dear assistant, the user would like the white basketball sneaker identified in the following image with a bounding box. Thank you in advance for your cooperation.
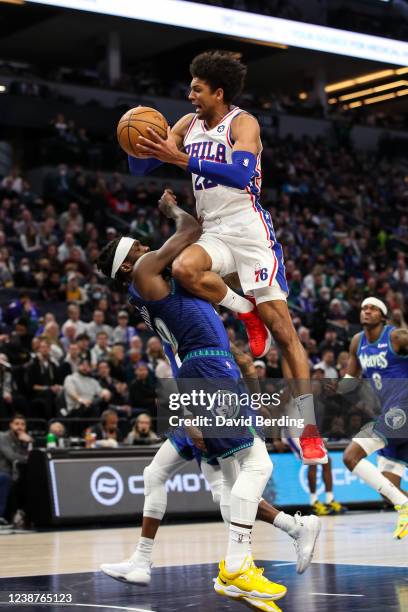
[100,556,151,585]
[292,512,321,574]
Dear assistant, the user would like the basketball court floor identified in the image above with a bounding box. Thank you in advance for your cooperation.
[1,511,407,611]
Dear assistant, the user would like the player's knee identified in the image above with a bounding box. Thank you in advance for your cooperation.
[143,463,167,496]
[250,454,273,486]
[343,446,358,471]
[172,256,199,288]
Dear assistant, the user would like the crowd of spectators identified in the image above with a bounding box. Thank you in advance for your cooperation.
[3,56,408,133]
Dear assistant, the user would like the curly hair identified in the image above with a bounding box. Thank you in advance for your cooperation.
[97,238,121,279]
[190,50,247,104]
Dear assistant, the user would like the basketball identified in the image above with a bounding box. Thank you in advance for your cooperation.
[116,106,168,157]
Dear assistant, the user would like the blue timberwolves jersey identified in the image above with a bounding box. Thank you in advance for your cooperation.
[357,324,408,417]
[128,279,230,361]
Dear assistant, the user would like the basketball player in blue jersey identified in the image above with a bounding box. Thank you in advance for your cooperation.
[100,339,321,601]
[129,50,327,467]
[342,297,408,539]
[97,190,290,606]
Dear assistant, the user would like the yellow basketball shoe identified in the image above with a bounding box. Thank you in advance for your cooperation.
[222,593,283,612]
[239,595,283,611]
[393,503,408,540]
[311,501,330,516]
[214,557,287,601]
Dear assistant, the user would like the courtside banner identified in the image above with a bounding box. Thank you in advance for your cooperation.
[48,455,216,518]
[46,451,406,521]
[27,0,408,65]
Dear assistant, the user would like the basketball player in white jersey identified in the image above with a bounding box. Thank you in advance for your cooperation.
[130,50,326,466]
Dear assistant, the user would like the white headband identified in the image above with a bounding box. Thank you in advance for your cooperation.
[111,237,134,279]
[361,297,387,317]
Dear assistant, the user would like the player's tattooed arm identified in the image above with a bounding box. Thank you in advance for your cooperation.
[391,328,408,355]
[230,342,259,391]
[132,189,201,299]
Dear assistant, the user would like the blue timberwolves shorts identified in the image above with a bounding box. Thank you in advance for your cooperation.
[175,349,256,462]
[374,403,408,443]
[168,426,218,466]
[378,440,408,467]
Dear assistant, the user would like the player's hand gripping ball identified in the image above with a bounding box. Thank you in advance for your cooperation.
[117,107,168,157]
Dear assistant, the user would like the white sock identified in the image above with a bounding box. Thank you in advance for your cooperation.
[225,524,252,573]
[326,491,334,504]
[295,393,317,427]
[132,536,154,565]
[353,459,408,506]
[218,287,253,314]
[273,511,298,538]
[310,493,317,505]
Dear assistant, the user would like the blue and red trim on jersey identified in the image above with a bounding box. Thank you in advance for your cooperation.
[183,115,198,146]
[245,154,280,286]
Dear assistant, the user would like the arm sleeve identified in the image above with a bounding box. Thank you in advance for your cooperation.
[187,150,256,190]
[128,155,163,176]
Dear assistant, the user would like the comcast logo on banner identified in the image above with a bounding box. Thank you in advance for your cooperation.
[90,466,124,506]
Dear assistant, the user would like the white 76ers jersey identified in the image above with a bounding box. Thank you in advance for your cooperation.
[183,107,271,232]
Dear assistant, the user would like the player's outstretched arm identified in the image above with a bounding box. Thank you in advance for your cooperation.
[391,328,408,356]
[132,189,201,299]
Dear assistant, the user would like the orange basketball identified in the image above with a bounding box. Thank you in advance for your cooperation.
[116,106,168,157]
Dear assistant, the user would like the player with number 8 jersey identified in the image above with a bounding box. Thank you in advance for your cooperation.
[343,297,408,539]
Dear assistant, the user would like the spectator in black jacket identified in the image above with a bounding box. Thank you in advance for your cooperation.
[129,363,156,417]
[96,360,131,417]
[26,339,62,419]
[89,409,124,447]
